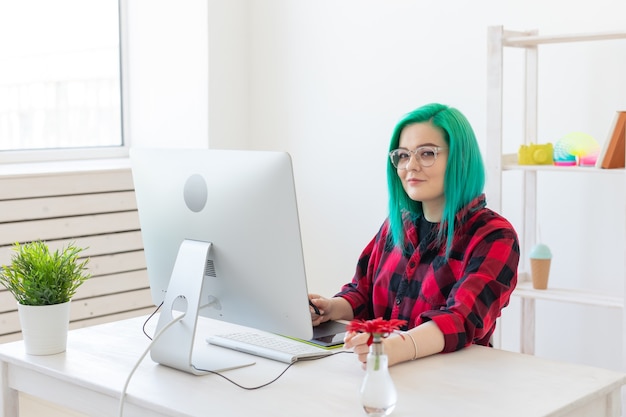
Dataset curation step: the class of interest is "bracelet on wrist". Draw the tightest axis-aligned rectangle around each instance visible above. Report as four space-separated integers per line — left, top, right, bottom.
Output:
404 331 418 360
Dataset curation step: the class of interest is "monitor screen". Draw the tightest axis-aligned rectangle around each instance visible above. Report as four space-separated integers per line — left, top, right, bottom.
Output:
130 148 315 372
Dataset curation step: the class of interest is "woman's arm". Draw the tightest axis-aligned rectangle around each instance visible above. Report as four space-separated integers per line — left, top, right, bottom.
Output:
344 320 445 367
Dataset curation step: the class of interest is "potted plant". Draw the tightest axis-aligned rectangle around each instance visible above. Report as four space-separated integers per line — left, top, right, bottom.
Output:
0 240 91 355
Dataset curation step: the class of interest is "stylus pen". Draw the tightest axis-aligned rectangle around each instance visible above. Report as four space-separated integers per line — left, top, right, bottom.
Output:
309 299 321 316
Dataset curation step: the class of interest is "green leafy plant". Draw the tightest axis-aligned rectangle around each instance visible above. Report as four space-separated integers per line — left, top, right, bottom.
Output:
0 241 91 306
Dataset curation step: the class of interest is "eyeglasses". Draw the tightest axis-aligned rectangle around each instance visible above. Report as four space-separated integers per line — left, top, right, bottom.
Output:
389 146 446 169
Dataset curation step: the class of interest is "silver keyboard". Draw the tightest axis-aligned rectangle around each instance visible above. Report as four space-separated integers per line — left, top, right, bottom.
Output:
207 332 334 364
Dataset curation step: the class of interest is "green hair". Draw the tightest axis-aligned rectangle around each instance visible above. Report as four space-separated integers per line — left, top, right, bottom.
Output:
386 103 485 257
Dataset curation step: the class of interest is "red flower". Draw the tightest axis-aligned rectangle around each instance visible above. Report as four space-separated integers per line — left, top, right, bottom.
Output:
347 318 407 346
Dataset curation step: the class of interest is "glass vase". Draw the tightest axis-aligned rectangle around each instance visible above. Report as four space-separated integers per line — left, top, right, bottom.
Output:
359 339 397 416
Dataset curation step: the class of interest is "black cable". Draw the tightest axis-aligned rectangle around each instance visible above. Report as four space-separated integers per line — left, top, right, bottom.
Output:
191 351 351 390
142 301 163 340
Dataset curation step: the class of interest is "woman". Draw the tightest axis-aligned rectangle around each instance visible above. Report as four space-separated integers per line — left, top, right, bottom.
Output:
309 103 519 367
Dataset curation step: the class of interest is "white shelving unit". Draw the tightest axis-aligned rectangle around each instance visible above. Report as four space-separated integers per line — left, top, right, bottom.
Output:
486 26 626 369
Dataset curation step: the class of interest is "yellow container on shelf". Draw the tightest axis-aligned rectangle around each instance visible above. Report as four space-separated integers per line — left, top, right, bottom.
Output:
517 143 554 165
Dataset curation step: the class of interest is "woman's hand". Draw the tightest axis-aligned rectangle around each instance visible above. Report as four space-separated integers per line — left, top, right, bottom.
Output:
308 294 354 326
308 294 331 326
343 331 371 368
343 331 417 369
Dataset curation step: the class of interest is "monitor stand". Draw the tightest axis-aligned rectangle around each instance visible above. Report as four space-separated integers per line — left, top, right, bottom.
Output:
150 239 255 375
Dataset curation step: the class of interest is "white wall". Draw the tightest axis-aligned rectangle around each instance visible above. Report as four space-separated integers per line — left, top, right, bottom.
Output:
127 0 625 374
126 0 209 148
206 0 249 149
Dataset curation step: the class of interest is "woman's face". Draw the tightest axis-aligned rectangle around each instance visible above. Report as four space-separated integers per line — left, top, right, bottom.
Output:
396 122 448 222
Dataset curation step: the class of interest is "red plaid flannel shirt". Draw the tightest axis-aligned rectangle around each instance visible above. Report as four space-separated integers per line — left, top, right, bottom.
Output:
336 194 519 352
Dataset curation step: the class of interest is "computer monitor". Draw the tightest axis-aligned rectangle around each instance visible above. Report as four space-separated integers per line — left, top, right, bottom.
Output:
130 148 315 374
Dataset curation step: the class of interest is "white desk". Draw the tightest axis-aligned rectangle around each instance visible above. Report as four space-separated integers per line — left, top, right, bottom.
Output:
1 316 625 417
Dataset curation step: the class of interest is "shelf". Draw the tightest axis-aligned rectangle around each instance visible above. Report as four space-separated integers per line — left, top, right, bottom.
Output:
513 280 624 310
488 26 626 360
501 154 625 174
503 30 626 47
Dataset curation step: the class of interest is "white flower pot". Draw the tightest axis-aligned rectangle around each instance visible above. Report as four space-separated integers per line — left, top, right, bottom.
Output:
17 301 71 355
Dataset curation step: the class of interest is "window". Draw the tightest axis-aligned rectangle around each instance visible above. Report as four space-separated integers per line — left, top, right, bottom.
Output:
0 0 124 160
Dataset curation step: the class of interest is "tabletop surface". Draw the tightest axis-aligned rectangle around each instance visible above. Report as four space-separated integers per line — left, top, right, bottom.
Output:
1 315 625 417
